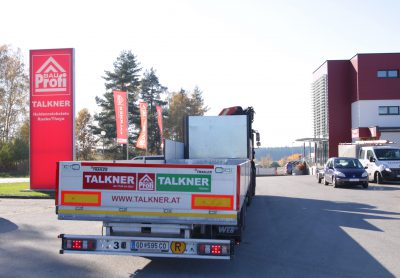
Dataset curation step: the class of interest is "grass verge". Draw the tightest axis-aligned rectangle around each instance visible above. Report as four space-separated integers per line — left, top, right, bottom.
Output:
0 182 54 198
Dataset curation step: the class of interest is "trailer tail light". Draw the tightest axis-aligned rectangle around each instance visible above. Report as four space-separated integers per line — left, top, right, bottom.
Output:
62 238 96 251
197 243 230 256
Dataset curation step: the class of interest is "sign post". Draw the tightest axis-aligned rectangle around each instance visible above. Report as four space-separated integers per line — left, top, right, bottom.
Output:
30 48 74 190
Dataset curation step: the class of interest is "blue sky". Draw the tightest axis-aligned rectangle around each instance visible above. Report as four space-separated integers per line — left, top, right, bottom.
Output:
2 0 400 147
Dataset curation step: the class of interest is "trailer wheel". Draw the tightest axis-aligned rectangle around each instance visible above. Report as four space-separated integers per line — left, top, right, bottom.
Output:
246 192 252 207
236 203 247 244
251 165 256 197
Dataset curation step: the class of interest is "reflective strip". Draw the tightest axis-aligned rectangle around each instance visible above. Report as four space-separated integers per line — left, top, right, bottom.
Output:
191 195 234 210
61 191 101 206
58 209 236 219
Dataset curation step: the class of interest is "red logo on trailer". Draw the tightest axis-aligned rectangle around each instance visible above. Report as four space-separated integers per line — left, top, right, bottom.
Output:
30 49 74 190
138 173 155 191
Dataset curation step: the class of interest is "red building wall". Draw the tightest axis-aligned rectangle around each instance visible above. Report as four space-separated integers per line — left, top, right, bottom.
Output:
327 61 352 157
356 53 400 101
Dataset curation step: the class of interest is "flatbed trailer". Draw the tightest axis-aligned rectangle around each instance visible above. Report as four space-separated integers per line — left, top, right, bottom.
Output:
56 107 259 260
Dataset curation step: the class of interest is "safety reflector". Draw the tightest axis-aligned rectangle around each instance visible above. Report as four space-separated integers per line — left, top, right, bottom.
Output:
63 239 96 251
197 243 230 256
61 191 101 206
192 195 234 210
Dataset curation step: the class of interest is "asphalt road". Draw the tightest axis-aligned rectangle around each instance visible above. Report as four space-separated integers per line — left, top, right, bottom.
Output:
1 175 400 278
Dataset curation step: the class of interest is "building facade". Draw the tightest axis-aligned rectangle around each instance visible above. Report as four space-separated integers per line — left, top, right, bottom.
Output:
312 53 400 165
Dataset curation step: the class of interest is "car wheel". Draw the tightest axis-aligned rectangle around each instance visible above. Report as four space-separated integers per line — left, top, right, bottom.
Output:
323 177 329 185
332 177 339 188
362 182 369 189
376 172 384 184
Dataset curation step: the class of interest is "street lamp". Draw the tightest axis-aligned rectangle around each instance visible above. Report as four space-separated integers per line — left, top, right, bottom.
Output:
101 131 106 155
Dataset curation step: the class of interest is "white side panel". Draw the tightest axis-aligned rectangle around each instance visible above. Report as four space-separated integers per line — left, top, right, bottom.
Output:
188 116 248 159
164 139 184 160
352 100 400 128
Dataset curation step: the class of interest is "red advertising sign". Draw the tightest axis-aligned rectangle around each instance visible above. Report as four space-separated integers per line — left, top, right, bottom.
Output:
136 102 148 149
83 172 136 190
30 49 74 190
156 105 164 142
113 91 128 144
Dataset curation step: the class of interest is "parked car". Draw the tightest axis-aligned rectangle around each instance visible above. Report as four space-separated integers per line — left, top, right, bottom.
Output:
318 157 368 188
284 161 300 175
131 155 164 162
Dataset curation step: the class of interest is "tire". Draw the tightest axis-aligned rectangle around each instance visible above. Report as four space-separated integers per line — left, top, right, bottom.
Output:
332 177 339 188
236 204 247 244
323 177 329 185
317 175 322 183
376 172 384 184
246 192 252 207
362 182 369 189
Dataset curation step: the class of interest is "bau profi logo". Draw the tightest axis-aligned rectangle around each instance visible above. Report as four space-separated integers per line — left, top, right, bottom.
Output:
156 173 211 192
34 56 68 95
138 173 155 191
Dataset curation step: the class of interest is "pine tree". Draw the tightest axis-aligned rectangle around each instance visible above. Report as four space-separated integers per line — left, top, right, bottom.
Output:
138 68 167 154
93 50 142 159
164 87 208 141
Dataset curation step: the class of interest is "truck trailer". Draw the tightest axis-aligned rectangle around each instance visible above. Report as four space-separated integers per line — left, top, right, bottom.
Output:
56 107 259 260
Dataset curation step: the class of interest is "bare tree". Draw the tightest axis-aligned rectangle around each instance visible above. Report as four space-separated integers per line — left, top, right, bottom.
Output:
0 45 29 143
75 108 97 160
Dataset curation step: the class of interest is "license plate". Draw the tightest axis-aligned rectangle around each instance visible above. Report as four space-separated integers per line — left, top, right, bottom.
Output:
349 178 359 182
131 240 169 252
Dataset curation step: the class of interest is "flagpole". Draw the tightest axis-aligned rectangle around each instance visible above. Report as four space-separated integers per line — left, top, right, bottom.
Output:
145 110 148 156
126 91 129 160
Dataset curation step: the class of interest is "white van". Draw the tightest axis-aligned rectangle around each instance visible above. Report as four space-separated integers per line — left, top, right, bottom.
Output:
131 155 165 163
358 146 400 183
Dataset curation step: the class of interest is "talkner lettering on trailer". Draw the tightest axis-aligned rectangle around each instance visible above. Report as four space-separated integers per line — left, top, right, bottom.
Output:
84 174 135 184
157 176 209 186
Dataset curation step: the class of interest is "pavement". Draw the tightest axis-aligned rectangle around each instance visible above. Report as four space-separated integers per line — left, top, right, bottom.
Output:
0 178 30 183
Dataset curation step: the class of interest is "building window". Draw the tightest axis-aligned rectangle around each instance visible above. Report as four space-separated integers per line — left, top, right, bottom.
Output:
379 106 400 115
377 70 399 78
377 70 387 78
388 70 399 78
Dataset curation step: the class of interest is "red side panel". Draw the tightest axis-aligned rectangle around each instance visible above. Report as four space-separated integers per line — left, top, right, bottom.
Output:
236 165 241 211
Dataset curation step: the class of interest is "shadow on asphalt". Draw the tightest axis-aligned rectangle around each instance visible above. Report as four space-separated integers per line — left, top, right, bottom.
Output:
131 195 399 278
0 217 18 233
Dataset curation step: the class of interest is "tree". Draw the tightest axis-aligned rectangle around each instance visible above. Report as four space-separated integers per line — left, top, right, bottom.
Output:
189 86 209 115
270 161 280 168
0 122 29 174
258 156 273 167
138 68 167 154
164 88 208 141
93 50 142 159
278 153 302 166
0 45 29 143
76 109 97 160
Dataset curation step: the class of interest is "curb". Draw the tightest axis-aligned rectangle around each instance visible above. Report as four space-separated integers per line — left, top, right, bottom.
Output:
0 195 55 199
0 195 55 200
